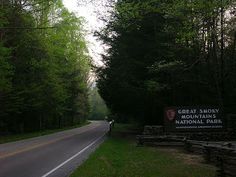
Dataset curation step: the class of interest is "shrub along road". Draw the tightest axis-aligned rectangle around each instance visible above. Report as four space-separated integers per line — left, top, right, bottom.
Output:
0 121 109 177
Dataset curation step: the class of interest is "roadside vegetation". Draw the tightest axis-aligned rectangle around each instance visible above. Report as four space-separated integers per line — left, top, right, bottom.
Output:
0 121 90 144
70 124 216 177
0 0 90 134
88 87 109 120
97 0 236 125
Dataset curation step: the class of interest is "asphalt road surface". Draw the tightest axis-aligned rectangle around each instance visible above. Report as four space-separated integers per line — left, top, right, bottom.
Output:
0 121 109 177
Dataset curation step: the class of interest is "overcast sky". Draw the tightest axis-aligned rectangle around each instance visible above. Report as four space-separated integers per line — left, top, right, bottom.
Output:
62 0 107 66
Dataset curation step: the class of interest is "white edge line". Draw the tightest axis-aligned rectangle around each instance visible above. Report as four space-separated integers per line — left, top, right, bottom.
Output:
41 134 106 177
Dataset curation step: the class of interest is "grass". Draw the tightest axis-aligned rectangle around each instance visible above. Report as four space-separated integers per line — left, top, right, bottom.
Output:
70 123 216 177
0 121 90 144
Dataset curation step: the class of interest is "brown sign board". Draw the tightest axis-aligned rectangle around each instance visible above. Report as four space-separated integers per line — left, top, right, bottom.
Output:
164 106 224 132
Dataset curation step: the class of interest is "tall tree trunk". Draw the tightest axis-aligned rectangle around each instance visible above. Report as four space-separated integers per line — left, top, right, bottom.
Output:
232 31 236 61
212 16 223 107
220 1 225 108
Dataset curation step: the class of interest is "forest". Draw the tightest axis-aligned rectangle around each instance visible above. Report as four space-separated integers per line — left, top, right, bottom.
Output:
97 0 236 125
0 0 236 133
88 87 108 120
0 0 90 133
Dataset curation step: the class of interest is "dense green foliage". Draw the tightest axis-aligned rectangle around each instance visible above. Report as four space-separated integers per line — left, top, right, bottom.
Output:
97 0 236 124
88 87 108 120
0 0 90 133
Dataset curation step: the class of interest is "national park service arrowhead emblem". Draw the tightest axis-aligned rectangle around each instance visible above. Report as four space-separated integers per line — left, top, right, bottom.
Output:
166 108 176 121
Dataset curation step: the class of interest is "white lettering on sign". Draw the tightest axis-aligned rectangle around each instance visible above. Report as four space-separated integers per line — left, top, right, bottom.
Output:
178 109 197 114
181 114 217 119
206 119 222 124
165 106 223 130
176 119 204 125
199 109 219 114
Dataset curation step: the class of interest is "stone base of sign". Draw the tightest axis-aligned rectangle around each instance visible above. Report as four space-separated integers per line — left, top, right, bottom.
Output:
143 125 164 135
136 134 185 146
137 125 235 145
179 132 233 141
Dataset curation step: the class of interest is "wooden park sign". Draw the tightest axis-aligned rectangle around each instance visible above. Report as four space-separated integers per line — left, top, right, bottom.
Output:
164 107 224 131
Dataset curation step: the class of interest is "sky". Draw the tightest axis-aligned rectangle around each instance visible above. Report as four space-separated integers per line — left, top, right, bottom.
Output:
62 0 107 66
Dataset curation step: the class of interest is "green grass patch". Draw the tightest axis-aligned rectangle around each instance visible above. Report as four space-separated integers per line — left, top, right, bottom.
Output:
71 124 216 177
0 121 90 144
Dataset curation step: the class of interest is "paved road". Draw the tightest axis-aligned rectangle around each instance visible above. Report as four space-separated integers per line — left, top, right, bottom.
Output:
0 121 109 177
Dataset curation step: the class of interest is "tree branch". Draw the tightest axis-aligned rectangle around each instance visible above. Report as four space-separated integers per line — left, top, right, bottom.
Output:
0 26 57 30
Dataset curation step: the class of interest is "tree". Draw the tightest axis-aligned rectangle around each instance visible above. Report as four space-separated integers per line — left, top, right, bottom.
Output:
97 0 236 125
88 87 109 120
0 0 91 133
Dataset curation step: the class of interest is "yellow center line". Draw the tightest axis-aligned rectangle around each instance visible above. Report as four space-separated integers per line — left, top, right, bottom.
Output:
0 124 98 160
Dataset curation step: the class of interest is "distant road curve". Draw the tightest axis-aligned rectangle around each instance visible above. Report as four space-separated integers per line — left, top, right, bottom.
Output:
0 121 109 177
